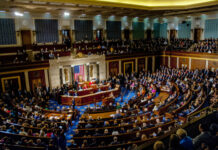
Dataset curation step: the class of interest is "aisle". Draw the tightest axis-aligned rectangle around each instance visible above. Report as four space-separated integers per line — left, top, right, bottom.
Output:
48 90 136 146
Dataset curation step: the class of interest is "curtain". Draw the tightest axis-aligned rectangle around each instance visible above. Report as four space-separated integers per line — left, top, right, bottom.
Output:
178 21 191 39
132 22 144 40
74 20 93 41
153 23 160 38
0 18 16 45
106 21 121 40
35 19 58 43
160 23 168 38
205 19 218 39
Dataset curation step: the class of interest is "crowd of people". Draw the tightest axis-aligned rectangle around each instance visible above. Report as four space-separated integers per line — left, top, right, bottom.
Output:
0 86 78 149
153 122 217 150
66 66 217 148
0 66 217 149
193 39 218 53
169 39 194 51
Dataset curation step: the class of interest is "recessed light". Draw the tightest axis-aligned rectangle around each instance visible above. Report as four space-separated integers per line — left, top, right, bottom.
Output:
64 12 70 16
14 11 23 16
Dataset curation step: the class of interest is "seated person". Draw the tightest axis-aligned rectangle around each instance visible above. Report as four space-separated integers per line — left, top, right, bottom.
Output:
97 87 101 92
73 91 78 97
78 86 83 91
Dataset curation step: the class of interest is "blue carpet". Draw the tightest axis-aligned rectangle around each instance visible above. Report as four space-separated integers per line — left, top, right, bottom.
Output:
48 90 136 146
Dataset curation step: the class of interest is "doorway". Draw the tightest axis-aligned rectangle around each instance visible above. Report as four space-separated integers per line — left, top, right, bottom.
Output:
170 29 177 40
62 30 71 47
96 29 103 41
21 30 31 49
146 29 152 40
124 29 130 40
194 29 202 42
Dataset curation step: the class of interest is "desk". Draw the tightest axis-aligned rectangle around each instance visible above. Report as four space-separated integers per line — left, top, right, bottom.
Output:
62 88 120 106
69 85 109 96
45 113 72 120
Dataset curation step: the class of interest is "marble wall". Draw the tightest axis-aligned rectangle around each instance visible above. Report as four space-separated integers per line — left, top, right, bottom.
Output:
49 55 106 88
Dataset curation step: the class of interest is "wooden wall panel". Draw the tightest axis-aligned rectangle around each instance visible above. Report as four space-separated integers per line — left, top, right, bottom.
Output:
147 57 152 72
0 72 25 93
208 60 218 70
109 61 119 76
191 59 206 70
170 57 177 68
121 59 135 74
28 70 46 90
138 58 145 72
179 57 189 68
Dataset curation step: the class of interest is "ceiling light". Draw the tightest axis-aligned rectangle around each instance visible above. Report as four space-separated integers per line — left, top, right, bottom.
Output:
64 12 70 16
14 11 23 16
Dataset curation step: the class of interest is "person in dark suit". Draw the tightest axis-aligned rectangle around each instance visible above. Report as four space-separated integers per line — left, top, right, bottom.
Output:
72 98 75 110
193 123 213 149
73 92 78 97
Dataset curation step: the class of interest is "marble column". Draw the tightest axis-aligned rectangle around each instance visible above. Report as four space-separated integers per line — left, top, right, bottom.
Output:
206 60 208 69
44 69 49 88
145 57 148 71
60 68 63 85
119 60 122 74
96 63 100 82
71 66 74 84
106 61 109 79
189 58 192 69
24 71 30 91
135 58 138 72
86 64 90 81
152 56 155 73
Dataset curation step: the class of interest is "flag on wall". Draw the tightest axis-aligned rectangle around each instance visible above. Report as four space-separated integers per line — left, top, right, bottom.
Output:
74 65 84 81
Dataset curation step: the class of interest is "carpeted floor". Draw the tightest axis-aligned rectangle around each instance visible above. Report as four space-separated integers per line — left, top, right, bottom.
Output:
48 90 136 146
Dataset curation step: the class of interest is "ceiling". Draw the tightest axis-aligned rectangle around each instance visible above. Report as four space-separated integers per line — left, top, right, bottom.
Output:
0 0 218 18
33 0 218 10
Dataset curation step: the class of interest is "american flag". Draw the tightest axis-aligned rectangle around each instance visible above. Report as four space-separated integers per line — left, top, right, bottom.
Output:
74 65 84 81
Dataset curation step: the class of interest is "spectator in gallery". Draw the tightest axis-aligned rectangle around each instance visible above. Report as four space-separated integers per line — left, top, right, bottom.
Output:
113 110 122 119
176 128 194 150
193 123 213 149
110 136 120 145
49 51 55 59
168 134 184 150
153 141 166 150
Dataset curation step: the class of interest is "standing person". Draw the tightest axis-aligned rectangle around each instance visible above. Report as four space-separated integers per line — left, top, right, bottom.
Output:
58 130 66 150
72 98 75 110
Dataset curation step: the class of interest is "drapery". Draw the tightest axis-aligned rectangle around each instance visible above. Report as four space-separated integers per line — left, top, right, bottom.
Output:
74 20 93 41
205 19 218 39
132 22 144 40
106 21 121 40
178 21 191 39
153 23 167 38
0 18 16 45
35 19 58 43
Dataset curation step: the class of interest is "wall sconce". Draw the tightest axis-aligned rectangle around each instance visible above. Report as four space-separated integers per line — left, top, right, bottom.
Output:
16 31 20 36
32 31 36 36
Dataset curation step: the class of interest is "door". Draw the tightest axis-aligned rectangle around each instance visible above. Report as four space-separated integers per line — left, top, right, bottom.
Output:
96 29 103 41
170 29 177 40
32 78 42 90
148 57 152 72
146 29 152 40
194 29 202 42
21 30 31 49
124 29 130 40
62 30 71 47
